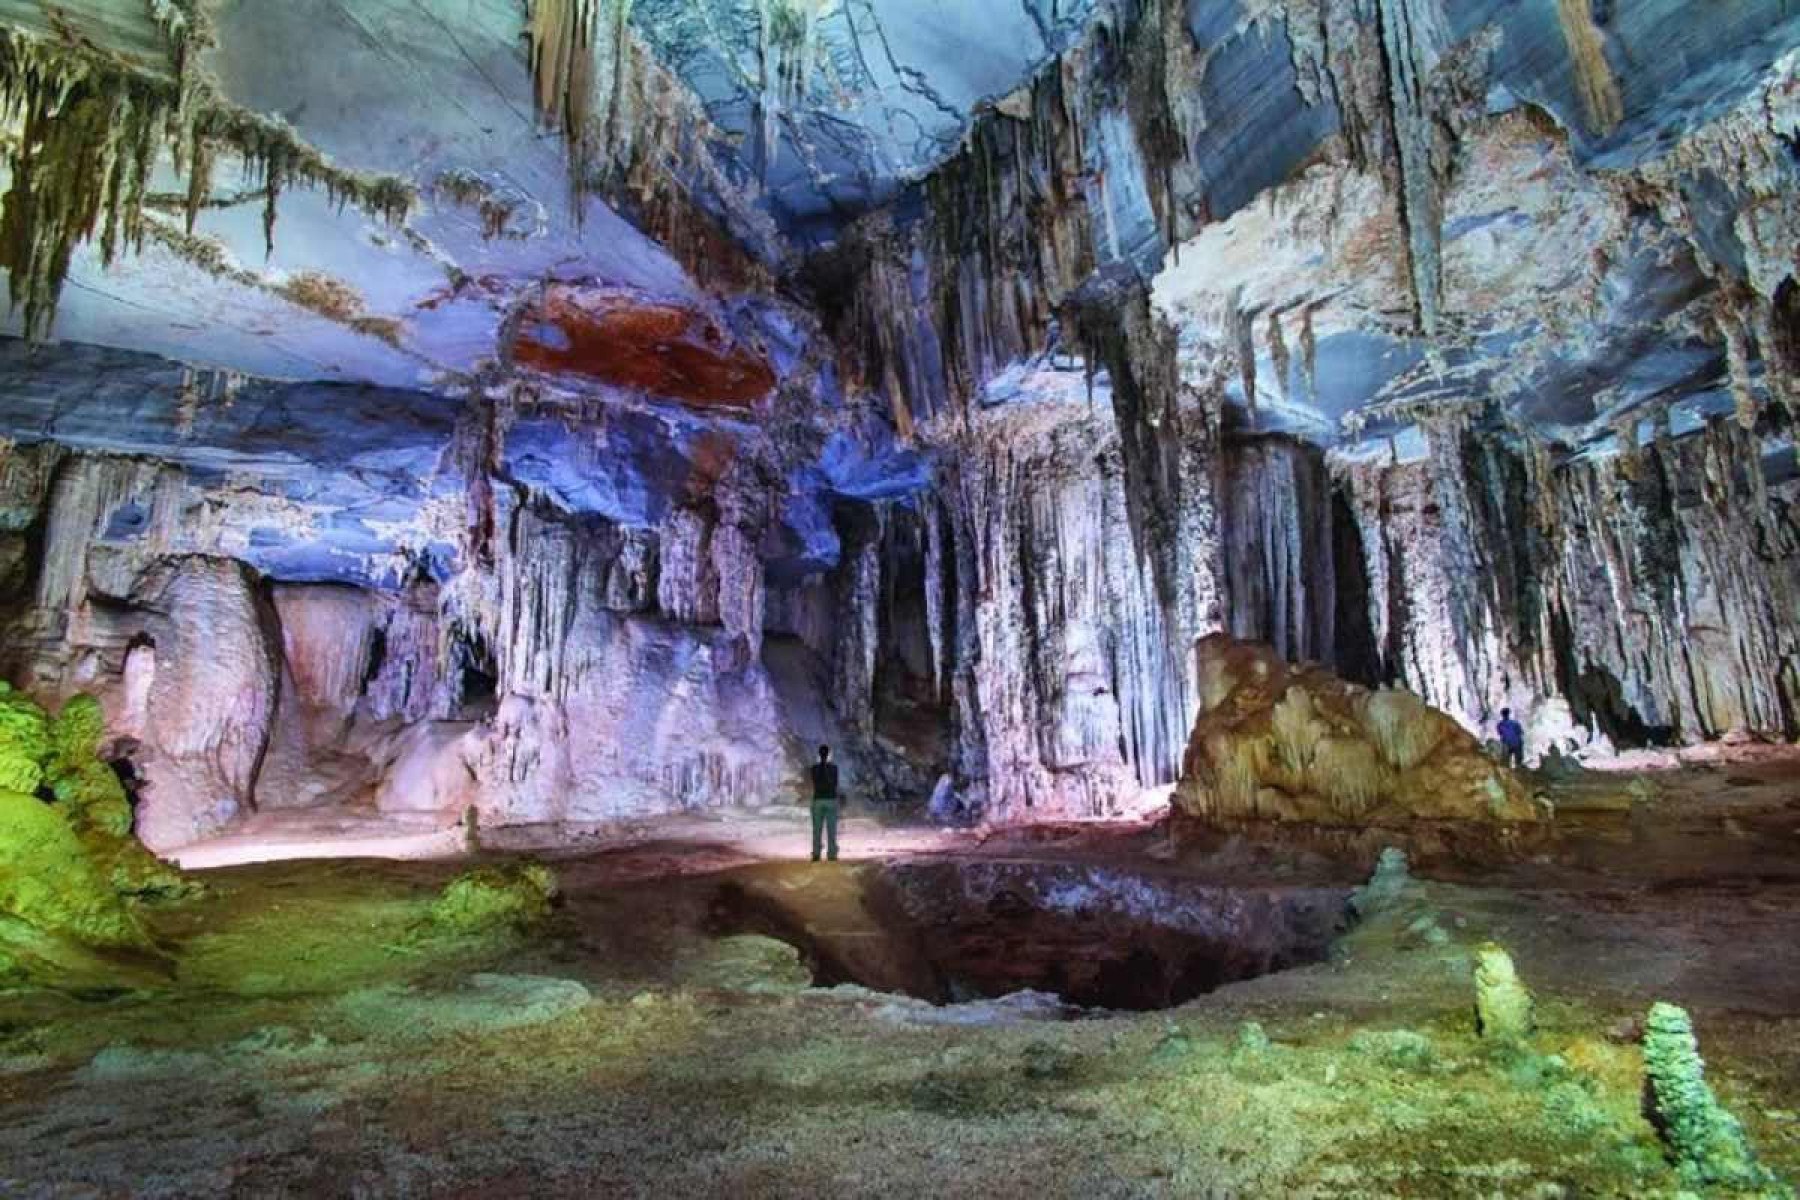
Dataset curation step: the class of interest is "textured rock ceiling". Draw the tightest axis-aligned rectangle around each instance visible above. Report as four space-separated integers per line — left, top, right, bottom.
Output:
0 0 714 388
0 0 1795 455
631 0 1098 233
0 0 1100 392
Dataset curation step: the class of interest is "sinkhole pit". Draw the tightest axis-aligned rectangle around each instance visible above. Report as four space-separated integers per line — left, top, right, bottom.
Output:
712 860 1349 1012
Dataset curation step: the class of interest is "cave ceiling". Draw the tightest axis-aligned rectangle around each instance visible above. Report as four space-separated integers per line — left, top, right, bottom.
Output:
0 0 1794 458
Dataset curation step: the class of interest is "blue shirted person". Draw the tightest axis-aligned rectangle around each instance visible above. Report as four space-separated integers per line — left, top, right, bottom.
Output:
1496 708 1526 769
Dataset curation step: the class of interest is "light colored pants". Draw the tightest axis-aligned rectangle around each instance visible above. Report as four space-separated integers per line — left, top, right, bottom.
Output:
810 800 839 861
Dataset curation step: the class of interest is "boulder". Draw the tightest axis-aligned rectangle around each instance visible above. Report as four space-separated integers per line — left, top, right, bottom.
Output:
1175 636 1541 829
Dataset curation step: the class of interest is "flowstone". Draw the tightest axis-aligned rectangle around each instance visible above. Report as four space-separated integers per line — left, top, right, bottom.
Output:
1177 637 1541 829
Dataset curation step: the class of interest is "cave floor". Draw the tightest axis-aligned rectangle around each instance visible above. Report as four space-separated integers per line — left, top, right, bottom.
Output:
5 761 1800 1198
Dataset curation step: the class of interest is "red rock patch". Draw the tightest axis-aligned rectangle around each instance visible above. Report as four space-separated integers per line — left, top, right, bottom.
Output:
512 286 775 409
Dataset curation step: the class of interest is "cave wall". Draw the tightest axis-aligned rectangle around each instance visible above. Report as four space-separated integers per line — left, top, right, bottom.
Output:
1336 418 1800 746
1 0 1798 846
904 388 1800 827
2 345 1796 843
0 338 936 848
809 0 1800 803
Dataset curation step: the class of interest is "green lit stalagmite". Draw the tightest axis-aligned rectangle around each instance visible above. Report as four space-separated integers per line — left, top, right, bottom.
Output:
1642 1002 1791 1195
1472 943 1534 1043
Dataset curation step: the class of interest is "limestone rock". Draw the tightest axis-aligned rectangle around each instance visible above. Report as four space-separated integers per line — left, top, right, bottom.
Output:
1472 943 1533 1043
127 558 282 852
1175 636 1539 828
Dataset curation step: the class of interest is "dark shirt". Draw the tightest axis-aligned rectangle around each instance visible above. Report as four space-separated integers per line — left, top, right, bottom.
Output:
1496 718 1524 749
810 761 839 800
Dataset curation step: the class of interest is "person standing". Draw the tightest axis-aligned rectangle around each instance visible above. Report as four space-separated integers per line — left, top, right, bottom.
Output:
809 745 841 862
1496 707 1526 769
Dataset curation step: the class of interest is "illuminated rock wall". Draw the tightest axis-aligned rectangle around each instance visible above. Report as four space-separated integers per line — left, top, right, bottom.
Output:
0 0 1798 847
1335 419 1800 744
0 341 914 847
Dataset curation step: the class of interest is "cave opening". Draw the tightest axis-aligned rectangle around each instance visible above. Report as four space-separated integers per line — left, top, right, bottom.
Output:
459 663 498 710
449 627 499 717
872 506 951 770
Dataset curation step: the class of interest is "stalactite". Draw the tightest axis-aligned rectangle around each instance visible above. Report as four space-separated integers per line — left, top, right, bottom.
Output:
1332 419 1800 745
831 503 882 735
1221 436 1337 665
1215 286 1257 415
0 24 415 340
1553 0 1624 135
656 507 721 628
1297 302 1320 404
1374 0 1448 338
748 0 827 183
1266 310 1292 402
1282 0 1496 338
921 496 949 702
816 0 1206 425
1717 298 1763 432
523 0 781 282
1067 277 1210 641
930 402 1190 820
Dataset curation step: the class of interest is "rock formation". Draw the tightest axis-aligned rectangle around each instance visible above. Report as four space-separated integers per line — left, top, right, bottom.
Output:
1472 943 1534 1043
0 685 185 982
1642 1002 1789 1194
0 1 1793 845
1174 635 1539 830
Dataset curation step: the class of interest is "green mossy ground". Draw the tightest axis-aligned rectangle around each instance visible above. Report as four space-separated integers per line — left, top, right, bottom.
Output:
428 861 560 932
0 838 1795 1197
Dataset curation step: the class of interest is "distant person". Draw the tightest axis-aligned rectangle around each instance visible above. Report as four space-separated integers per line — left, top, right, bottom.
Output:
809 745 840 863
1496 707 1526 769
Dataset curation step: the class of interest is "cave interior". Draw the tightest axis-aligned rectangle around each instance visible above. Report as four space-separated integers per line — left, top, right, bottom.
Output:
1 1 1799 1196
